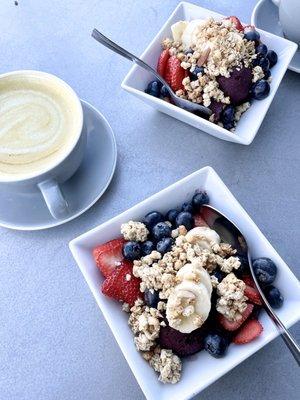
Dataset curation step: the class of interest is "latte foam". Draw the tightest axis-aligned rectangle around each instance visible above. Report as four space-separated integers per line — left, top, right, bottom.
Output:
0 72 82 180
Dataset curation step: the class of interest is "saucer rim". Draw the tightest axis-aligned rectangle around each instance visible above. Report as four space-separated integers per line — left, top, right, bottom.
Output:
0 99 117 231
251 0 300 73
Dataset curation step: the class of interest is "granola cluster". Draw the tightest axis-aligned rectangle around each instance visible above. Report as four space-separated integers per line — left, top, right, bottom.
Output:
216 273 248 321
128 299 163 351
143 347 182 384
121 220 149 242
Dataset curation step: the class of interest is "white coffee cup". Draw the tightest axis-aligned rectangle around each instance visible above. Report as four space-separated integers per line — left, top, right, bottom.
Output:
272 0 300 44
0 70 86 220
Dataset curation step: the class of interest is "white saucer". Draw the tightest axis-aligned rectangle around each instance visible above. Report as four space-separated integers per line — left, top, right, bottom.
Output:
252 0 300 73
0 100 117 231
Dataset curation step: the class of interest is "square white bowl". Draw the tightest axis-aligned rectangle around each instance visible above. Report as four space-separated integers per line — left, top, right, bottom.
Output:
69 166 300 400
121 2 297 145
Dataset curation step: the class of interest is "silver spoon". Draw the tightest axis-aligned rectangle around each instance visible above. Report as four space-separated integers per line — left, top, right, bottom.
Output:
201 204 300 365
91 28 212 118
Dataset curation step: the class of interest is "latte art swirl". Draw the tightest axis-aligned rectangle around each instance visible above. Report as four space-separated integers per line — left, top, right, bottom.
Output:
0 90 64 164
0 73 82 180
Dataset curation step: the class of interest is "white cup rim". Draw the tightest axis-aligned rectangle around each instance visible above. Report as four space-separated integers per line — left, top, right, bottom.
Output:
0 70 84 183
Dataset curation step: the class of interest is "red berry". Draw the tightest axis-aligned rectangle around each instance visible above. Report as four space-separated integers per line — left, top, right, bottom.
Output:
101 260 141 306
218 303 254 331
233 319 263 344
93 238 125 278
226 16 244 32
157 49 170 78
164 56 187 92
194 214 209 227
243 275 255 288
244 284 262 305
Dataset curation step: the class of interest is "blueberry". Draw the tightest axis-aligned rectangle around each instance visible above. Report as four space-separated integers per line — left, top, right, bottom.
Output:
252 257 277 285
256 43 268 57
184 48 193 55
221 105 235 124
190 65 204 80
144 289 160 308
264 69 271 80
244 29 260 42
258 56 270 72
212 270 225 283
235 254 250 277
165 209 179 226
251 79 270 100
192 191 209 211
152 222 172 241
157 237 174 254
181 202 194 214
123 241 142 261
204 333 229 358
145 80 162 97
144 211 164 229
141 240 155 256
264 285 284 308
223 121 235 130
267 50 278 68
175 211 194 230
160 85 170 98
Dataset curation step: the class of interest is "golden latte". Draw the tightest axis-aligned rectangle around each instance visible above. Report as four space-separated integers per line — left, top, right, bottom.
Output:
0 72 82 180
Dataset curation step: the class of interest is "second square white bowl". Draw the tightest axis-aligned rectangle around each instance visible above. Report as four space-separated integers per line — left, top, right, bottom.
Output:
121 1 297 145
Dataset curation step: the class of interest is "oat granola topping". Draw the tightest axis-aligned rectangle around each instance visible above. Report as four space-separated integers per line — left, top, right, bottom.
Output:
121 220 149 242
143 347 182 384
128 299 162 351
216 273 248 321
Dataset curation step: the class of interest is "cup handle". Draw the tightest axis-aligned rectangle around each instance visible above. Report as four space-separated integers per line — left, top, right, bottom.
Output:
271 0 280 6
38 179 69 220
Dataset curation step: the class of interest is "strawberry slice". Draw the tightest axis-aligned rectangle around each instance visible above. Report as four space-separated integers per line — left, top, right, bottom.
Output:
93 238 125 278
233 319 263 344
244 284 262 305
226 16 244 32
165 55 187 92
243 275 255 288
101 260 141 306
157 49 170 78
218 303 254 331
194 213 209 227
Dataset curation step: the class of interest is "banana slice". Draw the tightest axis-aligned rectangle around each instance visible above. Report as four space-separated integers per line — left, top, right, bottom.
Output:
181 19 207 49
176 262 212 295
185 226 221 250
171 21 188 42
166 281 211 333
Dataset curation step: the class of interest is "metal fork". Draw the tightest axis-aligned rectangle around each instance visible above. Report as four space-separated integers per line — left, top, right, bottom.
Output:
91 28 212 118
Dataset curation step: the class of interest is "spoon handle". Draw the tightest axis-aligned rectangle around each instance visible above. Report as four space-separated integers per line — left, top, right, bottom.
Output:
91 29 172 91
248 255 300 365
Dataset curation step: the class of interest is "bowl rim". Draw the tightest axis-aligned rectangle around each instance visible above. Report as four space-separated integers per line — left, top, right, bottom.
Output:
121 1 298 145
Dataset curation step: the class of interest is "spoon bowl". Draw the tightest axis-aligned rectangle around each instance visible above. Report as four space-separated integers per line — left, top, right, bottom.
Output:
202 204 300 365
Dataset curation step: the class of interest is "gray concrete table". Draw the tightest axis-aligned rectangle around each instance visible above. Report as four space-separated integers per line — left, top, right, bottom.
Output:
0 1 299 399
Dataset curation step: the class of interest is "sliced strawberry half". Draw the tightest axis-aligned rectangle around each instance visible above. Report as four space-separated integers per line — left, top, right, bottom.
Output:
164 55 187 92
157 49 170 78
243 275 255 288
233 319 263 344
194 213 209 228
101 260 141 306
218 303 254 331
93 238 125 278
225 16 244 32
244 284 262 305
